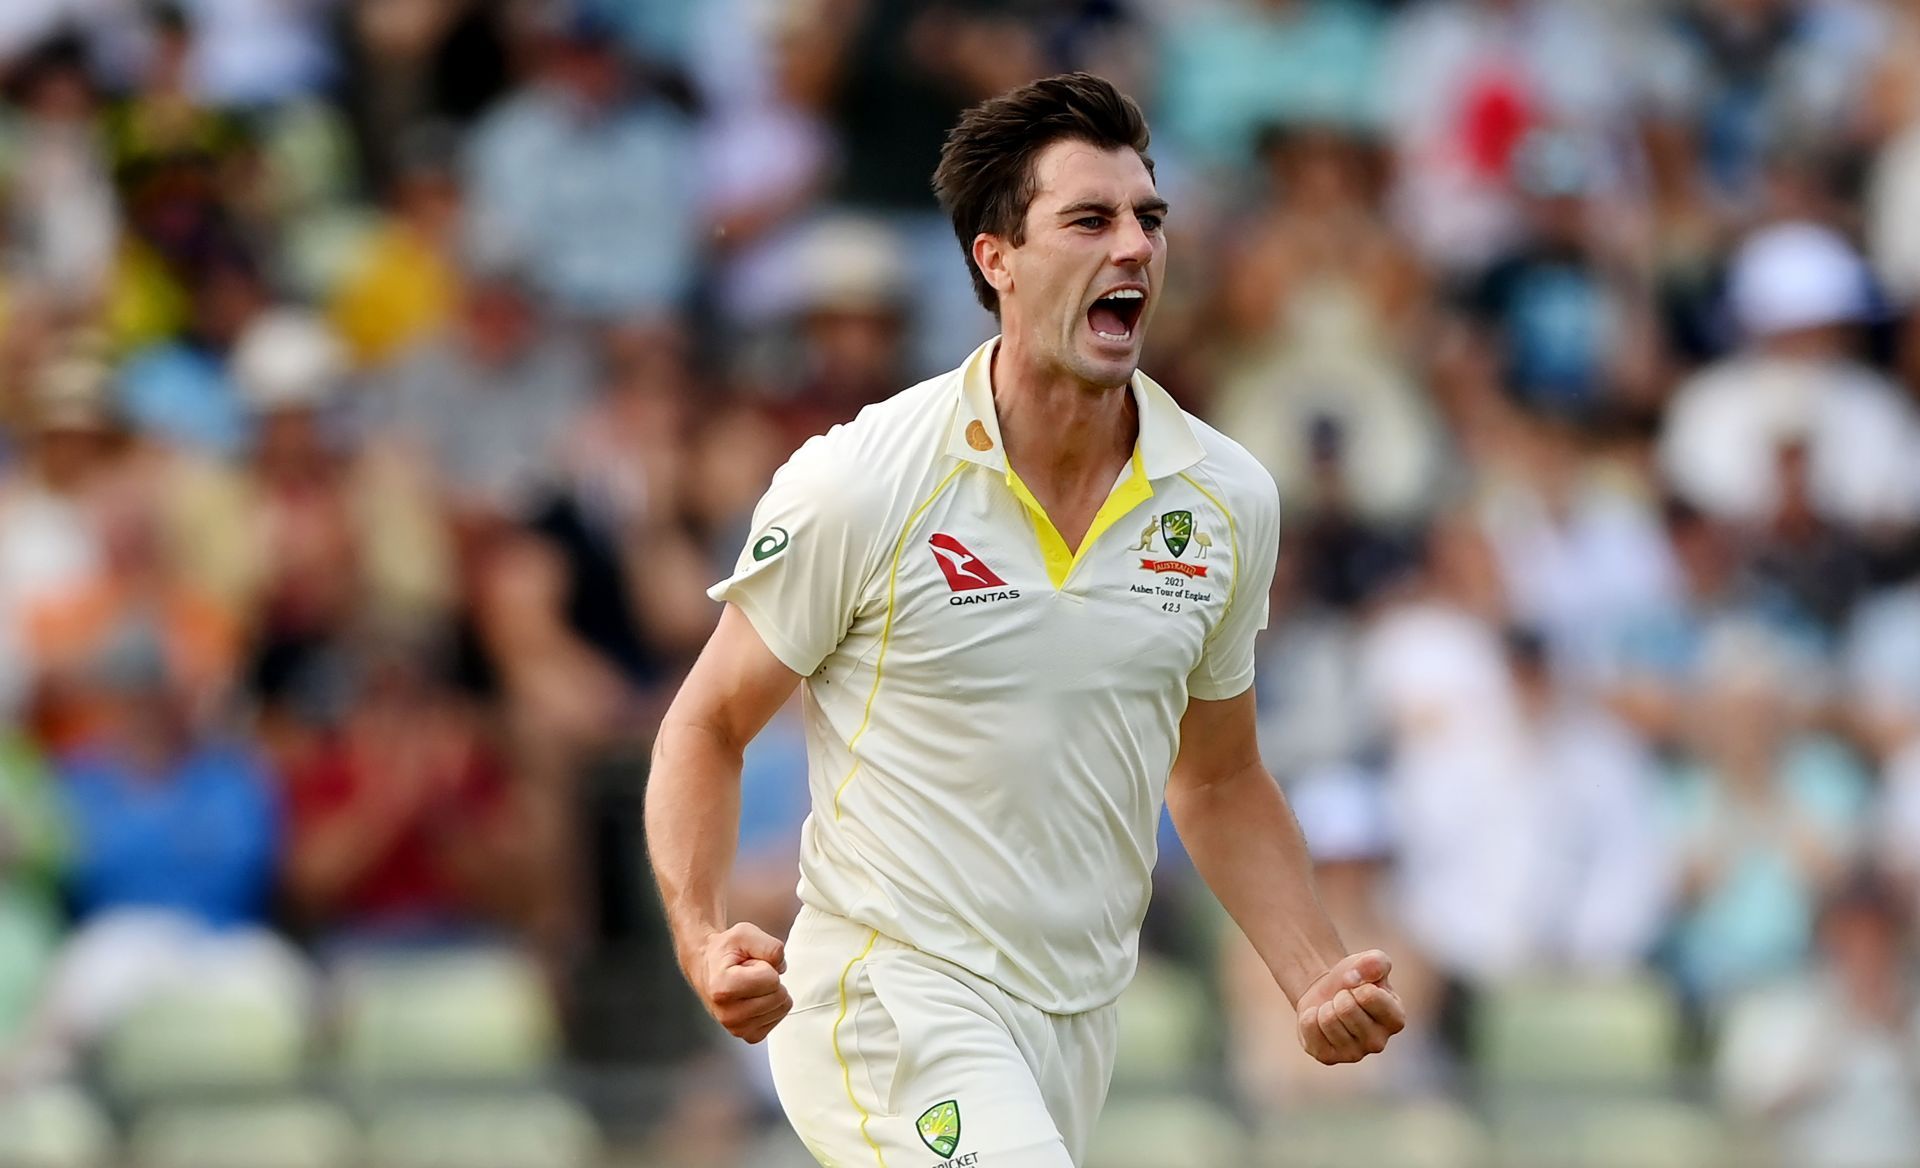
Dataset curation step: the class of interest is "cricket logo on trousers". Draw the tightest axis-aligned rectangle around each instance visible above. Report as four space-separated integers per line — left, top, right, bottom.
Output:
917 1100 962 1158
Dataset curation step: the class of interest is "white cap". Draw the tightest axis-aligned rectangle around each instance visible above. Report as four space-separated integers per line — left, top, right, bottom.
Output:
1729 221 1872 338
790 216 909 315
231 309 348 412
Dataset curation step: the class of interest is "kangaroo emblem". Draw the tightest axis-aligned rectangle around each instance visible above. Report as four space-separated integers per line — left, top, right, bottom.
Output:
1131 516 1157 552
1193 529 1213 558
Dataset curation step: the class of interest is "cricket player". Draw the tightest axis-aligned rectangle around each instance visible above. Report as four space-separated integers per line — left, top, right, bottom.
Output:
646 73 1405 1167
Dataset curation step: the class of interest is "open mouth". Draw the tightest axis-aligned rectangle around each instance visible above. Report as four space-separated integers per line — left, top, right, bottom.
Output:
1087 288 1146 343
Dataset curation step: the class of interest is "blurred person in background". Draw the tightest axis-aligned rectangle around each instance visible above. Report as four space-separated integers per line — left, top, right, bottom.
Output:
1640 0 1880 208
1207 123 1444 531
324 123 464 369
0 352 116 723
1153 0 1387 177
7 618 298 1085
805 0 1038 374
1662 622 1871 1009
23 452 239 757
168 0 336 107
755 216 914 449
1378 0 1635 275
374 245 592 532
1 31 119 314
1476 418 1684 687
464 6 699 321
1461 129 1663 426
1220 762 1443 1106
113 240 267 458
227 308 452 661
692 0 838 336
1717 868 1920 1168
1660 221 1920 537
279 634 546 950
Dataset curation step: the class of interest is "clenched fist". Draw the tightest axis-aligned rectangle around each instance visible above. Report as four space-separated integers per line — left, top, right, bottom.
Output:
691 922 793 1043
1295 949 1407 1065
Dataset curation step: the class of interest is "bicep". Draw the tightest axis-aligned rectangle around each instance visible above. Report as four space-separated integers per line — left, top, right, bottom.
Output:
662 604 806 756
1169 688 1266 797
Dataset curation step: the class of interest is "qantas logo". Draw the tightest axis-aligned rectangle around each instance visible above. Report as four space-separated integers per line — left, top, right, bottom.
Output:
928 534 1019 606
929 534 1006 590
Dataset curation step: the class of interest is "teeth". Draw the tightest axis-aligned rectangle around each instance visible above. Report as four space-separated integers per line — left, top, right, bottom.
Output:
1094 329 1129 341
1105 289 1144 300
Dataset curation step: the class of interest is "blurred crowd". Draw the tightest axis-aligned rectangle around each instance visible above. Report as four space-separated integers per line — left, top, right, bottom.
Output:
7 0 1920 1163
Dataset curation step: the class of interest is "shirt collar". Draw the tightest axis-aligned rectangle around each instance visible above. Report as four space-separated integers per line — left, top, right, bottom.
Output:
944 336 1206 480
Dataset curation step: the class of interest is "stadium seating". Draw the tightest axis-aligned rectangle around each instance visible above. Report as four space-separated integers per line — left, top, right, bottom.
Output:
0 1083 115 1168
363 1092 601 1168
334 947 558 1087
101 977 311 1099
1111 957 1214 1088
1257 1100 1490 1168
127 1097 358 1168
1474 976 1683 1089
1085 1093 1248 1168
1489 1098 1732 1168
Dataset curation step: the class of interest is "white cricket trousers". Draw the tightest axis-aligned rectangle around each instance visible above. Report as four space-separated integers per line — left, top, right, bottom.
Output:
767 907 1119 1168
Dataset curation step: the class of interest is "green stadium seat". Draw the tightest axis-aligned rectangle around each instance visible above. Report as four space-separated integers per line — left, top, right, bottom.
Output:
364 1092 601 1168
102 977 311 1098
1258 1100 1490 1168
0 1083 116 1168
1112 957 1213 1088
1085 1093 1247 1168
1490 1099 1731 1168
1474 976 1682 1089
128 1098 358 1168
335 948 558 1087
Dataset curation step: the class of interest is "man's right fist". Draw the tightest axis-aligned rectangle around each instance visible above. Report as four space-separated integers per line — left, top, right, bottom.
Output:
693 922 793 1043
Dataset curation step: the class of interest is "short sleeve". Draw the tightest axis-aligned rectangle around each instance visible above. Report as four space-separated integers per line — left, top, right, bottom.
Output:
708 436 883 677
1188 470 1280 702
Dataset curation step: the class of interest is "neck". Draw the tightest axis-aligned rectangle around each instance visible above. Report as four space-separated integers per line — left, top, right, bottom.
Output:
990 333 1137 486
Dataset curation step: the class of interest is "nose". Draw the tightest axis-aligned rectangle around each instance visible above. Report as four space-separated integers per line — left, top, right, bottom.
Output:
1111 212 1153 267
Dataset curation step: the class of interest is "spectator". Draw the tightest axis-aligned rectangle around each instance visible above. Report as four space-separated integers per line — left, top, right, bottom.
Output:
1219 763 1442 1105
0 32 118 310
281 637 540 947
464 8 700 320
374 251 594 529
1717 868 1920 1168
0 352 115 722
1380 0 1634 273
1660 221 1920 533
1207 123 1444 528
1155 0 1387 173
1663 623 1871 1006
2 618 300 1087
227 308 453 652
325 126 464 368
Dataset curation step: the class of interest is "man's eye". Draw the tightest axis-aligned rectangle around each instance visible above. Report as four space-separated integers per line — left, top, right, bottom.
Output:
1075 217 1105 229
1140 215 1164 233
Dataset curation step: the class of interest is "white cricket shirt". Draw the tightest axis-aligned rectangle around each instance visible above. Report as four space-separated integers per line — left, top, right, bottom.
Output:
710 337 1281 1012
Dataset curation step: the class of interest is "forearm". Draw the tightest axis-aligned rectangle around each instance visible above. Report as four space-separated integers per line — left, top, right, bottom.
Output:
644 715 748 978
1166 763 1346 1004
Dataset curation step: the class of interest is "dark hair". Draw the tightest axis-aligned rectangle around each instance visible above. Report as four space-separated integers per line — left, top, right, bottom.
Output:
933 72 1153 316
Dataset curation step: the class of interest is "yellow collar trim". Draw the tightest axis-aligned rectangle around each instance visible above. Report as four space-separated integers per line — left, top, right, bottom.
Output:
1004 446 1154 589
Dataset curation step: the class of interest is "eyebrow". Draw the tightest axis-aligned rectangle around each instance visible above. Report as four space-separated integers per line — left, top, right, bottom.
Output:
1055 197 1171 220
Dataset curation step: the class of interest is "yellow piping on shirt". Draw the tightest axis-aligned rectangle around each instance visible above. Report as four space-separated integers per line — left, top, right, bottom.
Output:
1178 470 1241 641
831 928 887 1167
833 462 967 818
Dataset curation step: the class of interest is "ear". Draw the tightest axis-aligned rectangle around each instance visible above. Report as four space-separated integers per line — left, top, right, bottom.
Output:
972 232 1014 302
